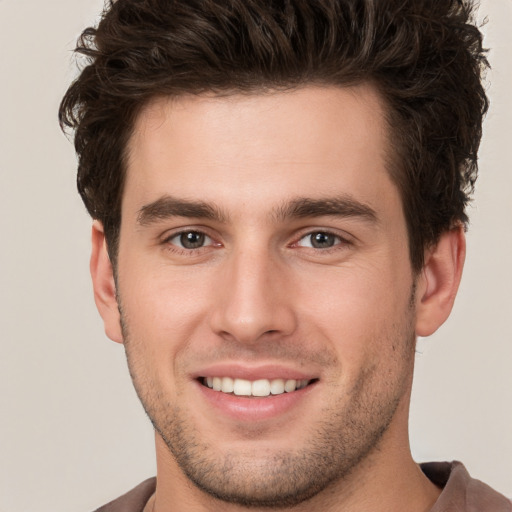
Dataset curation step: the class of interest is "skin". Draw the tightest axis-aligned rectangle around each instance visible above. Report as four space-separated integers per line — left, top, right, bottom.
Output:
91 85 465 511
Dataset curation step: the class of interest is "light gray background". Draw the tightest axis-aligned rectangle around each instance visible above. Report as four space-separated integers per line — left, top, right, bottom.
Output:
0 1 510 510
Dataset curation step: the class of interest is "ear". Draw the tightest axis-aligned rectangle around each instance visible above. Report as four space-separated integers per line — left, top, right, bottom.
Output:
90 221 124 344
415 226 466 337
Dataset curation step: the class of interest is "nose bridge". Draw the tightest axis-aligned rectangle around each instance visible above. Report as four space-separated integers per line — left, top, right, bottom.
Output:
211 242 295 343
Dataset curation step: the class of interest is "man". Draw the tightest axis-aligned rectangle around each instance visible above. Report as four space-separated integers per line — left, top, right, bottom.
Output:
59 0 510 510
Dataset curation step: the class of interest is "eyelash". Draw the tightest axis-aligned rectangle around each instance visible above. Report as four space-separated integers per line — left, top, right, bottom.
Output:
162 229 218 256
293 231 350 251
161 228 352 255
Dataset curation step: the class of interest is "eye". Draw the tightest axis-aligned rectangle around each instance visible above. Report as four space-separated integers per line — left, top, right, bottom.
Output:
168 231 213 250
296 231 343 249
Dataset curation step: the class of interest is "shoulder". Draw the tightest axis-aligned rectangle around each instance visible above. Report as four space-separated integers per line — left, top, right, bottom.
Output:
421 461 511 512
93 477 156 512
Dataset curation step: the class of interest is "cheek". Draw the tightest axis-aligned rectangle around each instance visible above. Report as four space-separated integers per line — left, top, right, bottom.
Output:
118 262 215 360
293 261 413 363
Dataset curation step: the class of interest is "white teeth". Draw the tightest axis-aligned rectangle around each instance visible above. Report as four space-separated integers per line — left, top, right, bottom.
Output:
212 377 222 391
284 379 297 392
221 377 234 393
252 379 271 397
297 379 308 389
233 378 252 396
204 377 311 396
269 379 285 395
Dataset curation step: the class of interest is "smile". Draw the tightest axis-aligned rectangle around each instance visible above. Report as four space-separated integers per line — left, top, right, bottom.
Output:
202 377 314 396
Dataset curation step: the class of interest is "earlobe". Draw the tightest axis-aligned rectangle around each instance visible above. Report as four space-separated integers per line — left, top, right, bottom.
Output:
90 221 124 344
415 226 466 337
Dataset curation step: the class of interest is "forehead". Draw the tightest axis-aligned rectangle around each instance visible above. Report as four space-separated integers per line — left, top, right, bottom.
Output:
124 85 397 219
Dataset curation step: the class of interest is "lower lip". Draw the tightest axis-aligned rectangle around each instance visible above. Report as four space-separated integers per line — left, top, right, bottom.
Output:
195 380 317 422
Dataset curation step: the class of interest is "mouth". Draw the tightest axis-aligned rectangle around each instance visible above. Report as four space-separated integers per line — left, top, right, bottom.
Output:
200 376 318 397
195 369 320 421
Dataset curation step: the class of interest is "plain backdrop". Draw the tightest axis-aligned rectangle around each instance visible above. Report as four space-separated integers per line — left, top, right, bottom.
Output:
0 1 510 510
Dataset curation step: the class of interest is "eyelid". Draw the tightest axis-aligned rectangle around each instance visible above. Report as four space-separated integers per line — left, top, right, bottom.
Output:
160 226 222 251
291 228 354 247
168 231 213 248
158 225 354 253
296 233 341 248
161 225 213 240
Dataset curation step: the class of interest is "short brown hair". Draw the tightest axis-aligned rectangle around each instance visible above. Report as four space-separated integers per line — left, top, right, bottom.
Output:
59 0 489 271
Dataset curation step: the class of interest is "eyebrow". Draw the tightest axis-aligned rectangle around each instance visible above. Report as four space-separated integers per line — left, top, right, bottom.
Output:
137 196 229 226
137 194 378 226
273 196 378 223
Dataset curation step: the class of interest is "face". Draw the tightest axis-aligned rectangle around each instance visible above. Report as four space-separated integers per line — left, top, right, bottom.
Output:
107 86 420 507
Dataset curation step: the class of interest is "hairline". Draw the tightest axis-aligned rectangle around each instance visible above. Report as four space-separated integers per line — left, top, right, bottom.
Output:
108 82 420 272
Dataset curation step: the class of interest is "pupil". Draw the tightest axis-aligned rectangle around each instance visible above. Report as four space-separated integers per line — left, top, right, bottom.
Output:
311 232 334 248
181 231 205 249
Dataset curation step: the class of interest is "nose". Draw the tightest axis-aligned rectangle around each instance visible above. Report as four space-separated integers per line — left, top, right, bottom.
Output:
209 246 297 345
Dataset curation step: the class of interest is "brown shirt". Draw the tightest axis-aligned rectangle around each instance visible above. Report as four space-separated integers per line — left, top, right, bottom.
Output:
94 461 511 512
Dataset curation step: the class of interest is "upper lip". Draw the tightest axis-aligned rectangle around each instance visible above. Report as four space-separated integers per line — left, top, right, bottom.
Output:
191 363 318 381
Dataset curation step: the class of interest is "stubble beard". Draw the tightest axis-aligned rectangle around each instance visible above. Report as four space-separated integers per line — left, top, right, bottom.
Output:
120 303 416 509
